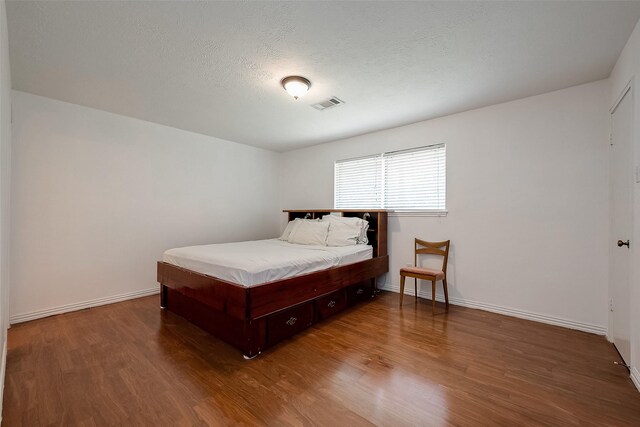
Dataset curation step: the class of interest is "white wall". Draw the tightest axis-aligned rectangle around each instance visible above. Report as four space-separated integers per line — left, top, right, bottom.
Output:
10 91 281 322
610 18 640 389
0 0 10 418
281 80 610 333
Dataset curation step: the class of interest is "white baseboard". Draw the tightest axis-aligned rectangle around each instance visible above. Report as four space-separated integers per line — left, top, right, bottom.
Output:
9 287 160 324
382 283 607 336
0 330 7 424
631 367 640 393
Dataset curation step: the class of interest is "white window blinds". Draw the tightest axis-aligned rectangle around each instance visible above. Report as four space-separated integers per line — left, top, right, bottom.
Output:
384 144 446 211
334 144 446 212
334 155 382 209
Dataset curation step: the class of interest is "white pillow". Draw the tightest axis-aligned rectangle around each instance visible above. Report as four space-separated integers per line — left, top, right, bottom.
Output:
285 218 308 240
326 221 360 246
288 220 330 246
278 219 299 241
322 215 369 244
360 221 370 244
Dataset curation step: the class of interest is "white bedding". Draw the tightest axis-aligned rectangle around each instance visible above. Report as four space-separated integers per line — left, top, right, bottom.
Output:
162 239 373 287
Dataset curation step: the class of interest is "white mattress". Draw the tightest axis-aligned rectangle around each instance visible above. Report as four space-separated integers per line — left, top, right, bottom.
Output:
162 239 373 287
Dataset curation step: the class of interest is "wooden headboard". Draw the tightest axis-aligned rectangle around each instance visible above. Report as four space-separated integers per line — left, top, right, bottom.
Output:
283 209 388 258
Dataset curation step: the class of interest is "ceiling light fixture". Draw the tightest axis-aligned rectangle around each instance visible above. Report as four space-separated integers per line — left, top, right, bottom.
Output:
281 76 311 100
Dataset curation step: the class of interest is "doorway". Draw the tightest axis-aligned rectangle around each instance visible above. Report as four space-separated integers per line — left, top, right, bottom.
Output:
610 83 633 366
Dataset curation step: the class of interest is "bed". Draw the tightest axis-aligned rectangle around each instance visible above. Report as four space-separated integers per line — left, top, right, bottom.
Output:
157 209 388 358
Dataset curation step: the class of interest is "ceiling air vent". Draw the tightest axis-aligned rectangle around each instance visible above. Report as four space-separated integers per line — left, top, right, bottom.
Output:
311 97 345 111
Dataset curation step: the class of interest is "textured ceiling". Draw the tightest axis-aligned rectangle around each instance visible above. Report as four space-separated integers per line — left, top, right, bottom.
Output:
7 1 640 152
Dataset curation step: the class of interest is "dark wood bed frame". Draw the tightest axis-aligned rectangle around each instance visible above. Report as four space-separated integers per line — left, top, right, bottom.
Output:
157 209 388 358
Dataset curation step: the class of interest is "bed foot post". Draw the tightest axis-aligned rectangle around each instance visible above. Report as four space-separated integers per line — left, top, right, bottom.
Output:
372 277 379 296
160 284 168 309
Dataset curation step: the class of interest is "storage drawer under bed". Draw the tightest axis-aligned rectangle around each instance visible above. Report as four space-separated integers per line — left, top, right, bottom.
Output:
347 281 374 306
267 301 314 346
315 289 347 322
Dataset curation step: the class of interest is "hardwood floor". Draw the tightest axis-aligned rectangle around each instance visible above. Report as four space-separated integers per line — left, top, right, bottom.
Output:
3 291 640 426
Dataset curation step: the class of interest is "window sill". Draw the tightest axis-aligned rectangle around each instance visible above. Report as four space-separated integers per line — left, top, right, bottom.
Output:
388 211 448 217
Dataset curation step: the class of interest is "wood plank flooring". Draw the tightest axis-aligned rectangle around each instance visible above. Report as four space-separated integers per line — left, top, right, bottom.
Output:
3 291 640 426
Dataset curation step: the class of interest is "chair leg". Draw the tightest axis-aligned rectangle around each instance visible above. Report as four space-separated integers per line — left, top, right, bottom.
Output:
400 274 405 306
431 280 436 314
414 278 418 301
443 278 449 308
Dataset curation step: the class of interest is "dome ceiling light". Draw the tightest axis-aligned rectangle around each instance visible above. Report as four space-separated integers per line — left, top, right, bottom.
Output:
281 76 311 100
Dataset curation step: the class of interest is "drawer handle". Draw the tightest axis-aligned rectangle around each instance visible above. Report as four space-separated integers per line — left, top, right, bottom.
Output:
327 300 336 308
356 289 364 295
285 317 297 326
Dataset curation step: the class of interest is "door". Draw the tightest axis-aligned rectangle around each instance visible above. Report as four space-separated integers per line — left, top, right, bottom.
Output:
610 85 633 366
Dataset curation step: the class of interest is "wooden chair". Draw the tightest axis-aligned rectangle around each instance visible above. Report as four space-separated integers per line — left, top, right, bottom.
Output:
399 239 450 313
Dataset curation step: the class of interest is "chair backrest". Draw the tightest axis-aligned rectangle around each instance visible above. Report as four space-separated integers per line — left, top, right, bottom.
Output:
414 238 450 273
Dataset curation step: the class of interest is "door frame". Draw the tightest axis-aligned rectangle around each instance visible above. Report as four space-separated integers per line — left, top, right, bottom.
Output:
610 79 633 116
608 78 634 353
607 76 640 368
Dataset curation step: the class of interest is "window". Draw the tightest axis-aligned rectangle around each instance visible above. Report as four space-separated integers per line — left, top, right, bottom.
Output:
334 144 446 212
